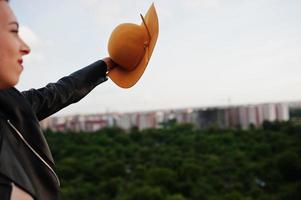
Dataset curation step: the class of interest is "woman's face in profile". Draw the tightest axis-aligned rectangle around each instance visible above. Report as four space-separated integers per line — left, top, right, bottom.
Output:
0 1 30 89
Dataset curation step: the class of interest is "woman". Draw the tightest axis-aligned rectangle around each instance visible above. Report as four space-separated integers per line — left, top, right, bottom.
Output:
0 0 117 199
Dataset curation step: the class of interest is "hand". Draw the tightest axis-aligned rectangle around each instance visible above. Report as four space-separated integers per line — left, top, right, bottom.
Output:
102 57 118 72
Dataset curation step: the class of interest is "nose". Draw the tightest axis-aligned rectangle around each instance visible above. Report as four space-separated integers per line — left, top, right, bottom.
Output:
20 38 31 55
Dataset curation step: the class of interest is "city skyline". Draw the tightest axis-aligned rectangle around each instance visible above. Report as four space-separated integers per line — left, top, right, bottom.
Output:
41 101 290 132
10 0 301 116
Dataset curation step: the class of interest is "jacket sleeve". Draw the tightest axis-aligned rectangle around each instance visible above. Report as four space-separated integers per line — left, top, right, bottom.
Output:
21 60 108 121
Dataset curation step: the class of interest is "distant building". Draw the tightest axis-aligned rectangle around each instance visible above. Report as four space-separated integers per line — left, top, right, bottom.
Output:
40 102 291 132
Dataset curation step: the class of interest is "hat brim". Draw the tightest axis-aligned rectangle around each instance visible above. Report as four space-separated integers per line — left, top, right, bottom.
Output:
107 3 159 89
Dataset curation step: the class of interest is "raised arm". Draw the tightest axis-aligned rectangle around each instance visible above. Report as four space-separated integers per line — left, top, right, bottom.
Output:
21 60 108 121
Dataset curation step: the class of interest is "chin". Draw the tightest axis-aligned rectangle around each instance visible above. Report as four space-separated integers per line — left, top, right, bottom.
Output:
0 73 18 88
7 78 19 88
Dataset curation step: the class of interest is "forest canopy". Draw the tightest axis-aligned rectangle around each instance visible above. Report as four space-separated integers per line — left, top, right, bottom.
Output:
46 121 301 200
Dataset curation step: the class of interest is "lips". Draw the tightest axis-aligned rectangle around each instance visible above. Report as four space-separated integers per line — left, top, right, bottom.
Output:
18 59 23 65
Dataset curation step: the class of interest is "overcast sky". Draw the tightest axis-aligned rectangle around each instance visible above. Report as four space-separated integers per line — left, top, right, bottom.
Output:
10 0 301 116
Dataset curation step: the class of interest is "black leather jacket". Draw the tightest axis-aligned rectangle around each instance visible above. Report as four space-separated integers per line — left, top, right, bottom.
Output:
0 60 108 200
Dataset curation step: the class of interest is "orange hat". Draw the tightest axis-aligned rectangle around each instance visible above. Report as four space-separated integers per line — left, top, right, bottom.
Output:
107 3 159 88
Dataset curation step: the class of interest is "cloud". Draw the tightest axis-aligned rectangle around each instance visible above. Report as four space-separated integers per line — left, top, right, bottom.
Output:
183 0 220 9
19 25 45 65
19 25 41 47
78 0 123 25
77 0 159 26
